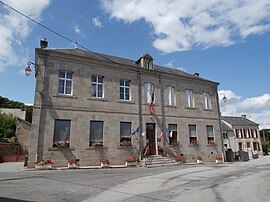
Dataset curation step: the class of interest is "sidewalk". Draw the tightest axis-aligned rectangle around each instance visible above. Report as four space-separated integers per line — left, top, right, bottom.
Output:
0 162 25 172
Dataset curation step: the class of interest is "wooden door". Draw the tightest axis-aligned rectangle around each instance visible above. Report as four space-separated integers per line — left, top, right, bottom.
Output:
146 123 156 155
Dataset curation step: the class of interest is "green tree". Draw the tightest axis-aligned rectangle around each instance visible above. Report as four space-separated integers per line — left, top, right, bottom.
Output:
0 113 16 138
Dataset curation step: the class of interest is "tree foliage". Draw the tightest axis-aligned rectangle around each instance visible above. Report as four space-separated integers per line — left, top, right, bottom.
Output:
0 113 16 138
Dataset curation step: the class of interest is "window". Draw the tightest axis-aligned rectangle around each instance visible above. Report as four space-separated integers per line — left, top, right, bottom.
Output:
168 124 178 145
58 71 73 95
144 83 155 103
188 125 197 144
120 122 131 146
89 121 103 147
91 75 104 98
186 90 194 108
120 79 130 101
223 132 228 139
53 120 71 147
203 92 211 109
165 86 176 106
243 129 247 138
206 125 214 144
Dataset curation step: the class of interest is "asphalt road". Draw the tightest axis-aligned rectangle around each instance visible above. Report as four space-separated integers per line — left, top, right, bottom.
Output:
0 156 270 202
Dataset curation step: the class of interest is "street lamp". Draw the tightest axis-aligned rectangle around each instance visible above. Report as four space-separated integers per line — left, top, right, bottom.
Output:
219 93 227 102
25 62 39 77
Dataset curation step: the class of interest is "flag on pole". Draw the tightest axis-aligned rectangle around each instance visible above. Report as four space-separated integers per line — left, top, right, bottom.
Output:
141 131 146 136
149 102 155 113
169 130 173 137
159 132 164 138
131 127 139 135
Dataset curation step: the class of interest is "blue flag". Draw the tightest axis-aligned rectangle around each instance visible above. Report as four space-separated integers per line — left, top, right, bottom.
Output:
131 127 139 135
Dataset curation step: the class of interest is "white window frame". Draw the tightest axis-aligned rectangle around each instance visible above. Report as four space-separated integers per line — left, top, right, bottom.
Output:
144 83 155 104
91 75 104 98
120 79 130 101
58 71 73 95
203 92 211 109
206 125 214 144
165 86 176 106
188 124 197 144
186 89 194 108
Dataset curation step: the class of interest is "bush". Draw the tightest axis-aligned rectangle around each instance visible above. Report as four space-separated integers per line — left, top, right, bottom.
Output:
0 113 16 139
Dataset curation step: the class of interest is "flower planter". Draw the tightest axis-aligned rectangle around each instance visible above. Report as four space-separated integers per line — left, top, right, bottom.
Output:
125 161 138 167
35 164 53 169
215 160 223 164
68 163 77 169
100 162 109 168
196 160 202 164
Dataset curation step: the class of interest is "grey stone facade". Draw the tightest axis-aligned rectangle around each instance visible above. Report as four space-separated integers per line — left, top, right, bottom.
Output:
28 48 223 167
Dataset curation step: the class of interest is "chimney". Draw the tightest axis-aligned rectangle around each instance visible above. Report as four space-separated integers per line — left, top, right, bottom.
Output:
194 72 199 77
241 114 246 118
40 38 48 48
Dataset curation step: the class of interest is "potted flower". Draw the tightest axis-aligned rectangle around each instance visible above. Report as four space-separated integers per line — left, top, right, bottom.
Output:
196 156 203 164
191 140 199 145
35 159 54 169
174 156 183 165
125 157 138 167
100 159 109 168
215 156 223 164
68 159 78 168
208 140 216 145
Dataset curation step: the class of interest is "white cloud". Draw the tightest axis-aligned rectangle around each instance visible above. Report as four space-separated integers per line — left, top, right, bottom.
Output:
92 17 102 27
101 0 270 53
0 0 50 72
74 25 81 34
219 90 270 129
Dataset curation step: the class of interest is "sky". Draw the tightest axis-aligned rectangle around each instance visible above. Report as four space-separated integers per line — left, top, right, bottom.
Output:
0 0 270 128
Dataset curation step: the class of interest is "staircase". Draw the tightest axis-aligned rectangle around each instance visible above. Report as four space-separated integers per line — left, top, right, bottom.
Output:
143 155 178 168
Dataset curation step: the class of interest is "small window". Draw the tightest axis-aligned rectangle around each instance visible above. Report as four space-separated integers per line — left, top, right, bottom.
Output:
144 83 155 104
186 90 194 108
189 125 197 144
120 79 130 101
223 132 228 139
58 71 73 95
53 119 71 147
206 125 214 144
89 121 104 147
168 124 177 145
91 75 104 98
203 92 211 109
120 122 131 146
165 86 176 106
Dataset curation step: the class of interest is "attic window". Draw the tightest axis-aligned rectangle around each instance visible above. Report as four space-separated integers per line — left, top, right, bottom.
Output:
136 53 154 70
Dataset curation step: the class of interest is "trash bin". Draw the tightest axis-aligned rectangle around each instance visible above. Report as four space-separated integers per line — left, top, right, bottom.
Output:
226 149 234 162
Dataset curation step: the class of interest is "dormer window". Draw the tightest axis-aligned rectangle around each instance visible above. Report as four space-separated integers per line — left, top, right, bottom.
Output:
136 53 154 70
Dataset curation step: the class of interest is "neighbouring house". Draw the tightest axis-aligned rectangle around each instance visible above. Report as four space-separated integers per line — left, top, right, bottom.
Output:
16 117 31 155
222 115 263 159
28 40 224 167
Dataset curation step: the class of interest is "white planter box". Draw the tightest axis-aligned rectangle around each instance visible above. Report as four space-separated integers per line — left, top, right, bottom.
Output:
68 163 77 168
35 164 53 169
100 163 109 168
196 160 202 164
215 160 223 164
125 161 138 167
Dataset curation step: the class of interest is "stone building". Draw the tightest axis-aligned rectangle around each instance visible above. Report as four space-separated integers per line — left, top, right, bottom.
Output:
222 115 263 159
28 46 223 167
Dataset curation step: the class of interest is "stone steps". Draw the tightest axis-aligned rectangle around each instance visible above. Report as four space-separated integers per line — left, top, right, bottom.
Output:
144 155 178 168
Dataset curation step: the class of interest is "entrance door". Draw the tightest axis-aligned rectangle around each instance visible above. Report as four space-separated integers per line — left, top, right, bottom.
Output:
146 123 156 155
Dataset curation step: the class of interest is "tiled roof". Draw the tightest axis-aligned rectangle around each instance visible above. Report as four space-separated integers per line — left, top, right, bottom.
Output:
40 48 219 85
222 116 259 127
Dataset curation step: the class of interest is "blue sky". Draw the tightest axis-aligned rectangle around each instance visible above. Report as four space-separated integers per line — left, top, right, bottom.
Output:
0 0 270 128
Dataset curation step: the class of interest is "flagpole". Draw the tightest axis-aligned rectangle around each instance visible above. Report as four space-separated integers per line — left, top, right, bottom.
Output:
137 71 144 161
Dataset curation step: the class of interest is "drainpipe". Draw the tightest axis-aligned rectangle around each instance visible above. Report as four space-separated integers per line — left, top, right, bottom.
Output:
216 87 225 161
137 71 143 160
159 75 165 151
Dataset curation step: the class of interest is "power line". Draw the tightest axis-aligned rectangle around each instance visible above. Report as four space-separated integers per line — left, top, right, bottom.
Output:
0 0 91 52
0 0 128 67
